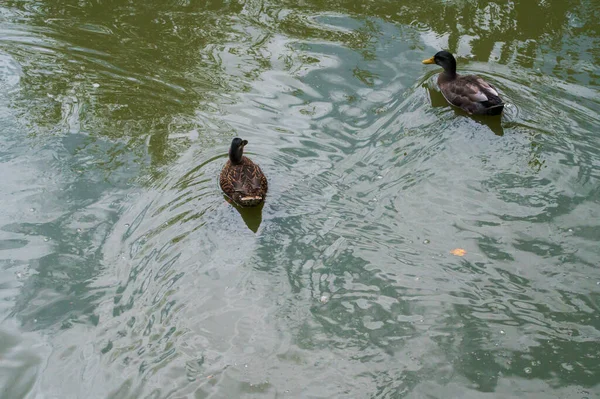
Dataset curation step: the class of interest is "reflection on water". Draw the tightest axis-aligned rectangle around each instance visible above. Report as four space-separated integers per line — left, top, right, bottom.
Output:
0 0 599 397
226 199 265 233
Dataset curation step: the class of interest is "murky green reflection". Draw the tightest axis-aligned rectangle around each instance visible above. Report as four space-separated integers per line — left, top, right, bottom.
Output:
0 0 599 397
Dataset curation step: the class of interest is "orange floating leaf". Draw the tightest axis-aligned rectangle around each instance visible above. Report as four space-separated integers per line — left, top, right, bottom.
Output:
450 248 466 256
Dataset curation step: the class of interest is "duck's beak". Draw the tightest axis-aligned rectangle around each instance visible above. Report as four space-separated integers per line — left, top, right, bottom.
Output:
242 140 248 147
422 57 435 65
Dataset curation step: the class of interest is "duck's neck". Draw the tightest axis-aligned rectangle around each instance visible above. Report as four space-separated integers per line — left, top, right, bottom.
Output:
229 149 243 165
440 59 457 79
439 69 457 83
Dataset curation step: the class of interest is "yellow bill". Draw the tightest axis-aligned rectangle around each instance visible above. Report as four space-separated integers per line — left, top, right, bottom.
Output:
422 56 435 64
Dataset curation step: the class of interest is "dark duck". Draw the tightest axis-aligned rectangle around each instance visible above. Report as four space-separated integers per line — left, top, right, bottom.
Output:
220 138 268 207
423 51 504 116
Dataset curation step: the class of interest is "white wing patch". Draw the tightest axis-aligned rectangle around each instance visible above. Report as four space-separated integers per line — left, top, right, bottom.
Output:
476 78 499 96
466 83 489 102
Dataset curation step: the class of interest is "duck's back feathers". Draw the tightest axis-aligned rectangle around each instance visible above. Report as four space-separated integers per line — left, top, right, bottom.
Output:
220 156 268 207
438 73 504 116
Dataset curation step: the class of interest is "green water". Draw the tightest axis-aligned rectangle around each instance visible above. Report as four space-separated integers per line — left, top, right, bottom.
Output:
1 0 599 397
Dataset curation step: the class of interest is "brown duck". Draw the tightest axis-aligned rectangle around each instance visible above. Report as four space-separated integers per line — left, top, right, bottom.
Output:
220 138 268 207
423 51 504 116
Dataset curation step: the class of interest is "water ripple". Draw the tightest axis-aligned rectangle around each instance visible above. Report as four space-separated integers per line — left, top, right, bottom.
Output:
0 0 599 397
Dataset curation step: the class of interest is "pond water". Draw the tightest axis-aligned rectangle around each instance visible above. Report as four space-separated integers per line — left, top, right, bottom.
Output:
0 0 599 397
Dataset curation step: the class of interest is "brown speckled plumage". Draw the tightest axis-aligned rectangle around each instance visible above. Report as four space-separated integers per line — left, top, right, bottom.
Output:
220 138 268 207
424 51 504 116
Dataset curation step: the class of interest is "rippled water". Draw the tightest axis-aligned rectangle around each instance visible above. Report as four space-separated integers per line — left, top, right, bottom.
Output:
1 0 599 397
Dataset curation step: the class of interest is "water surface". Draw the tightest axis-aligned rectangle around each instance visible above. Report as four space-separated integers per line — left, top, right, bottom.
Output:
1 0 599 397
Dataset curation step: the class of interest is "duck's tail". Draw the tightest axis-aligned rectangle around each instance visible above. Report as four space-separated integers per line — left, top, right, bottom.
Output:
484 103 504 116
238 195 264 207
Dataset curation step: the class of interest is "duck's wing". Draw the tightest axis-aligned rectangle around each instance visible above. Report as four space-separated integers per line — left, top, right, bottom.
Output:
461 75 503 105
472 76 500 97
441 74 503 113
247 162 267 193
220 161 236 197
259 166 268 193
244 161 268 194
230 157 264 194
466 76 502 102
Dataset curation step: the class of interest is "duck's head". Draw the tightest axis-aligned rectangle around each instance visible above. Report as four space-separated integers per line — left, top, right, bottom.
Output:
229 137 248 164
422 51 457 74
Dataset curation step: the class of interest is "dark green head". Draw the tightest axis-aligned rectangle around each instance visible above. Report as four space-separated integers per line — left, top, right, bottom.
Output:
422 50 457 75
229 137 248 164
